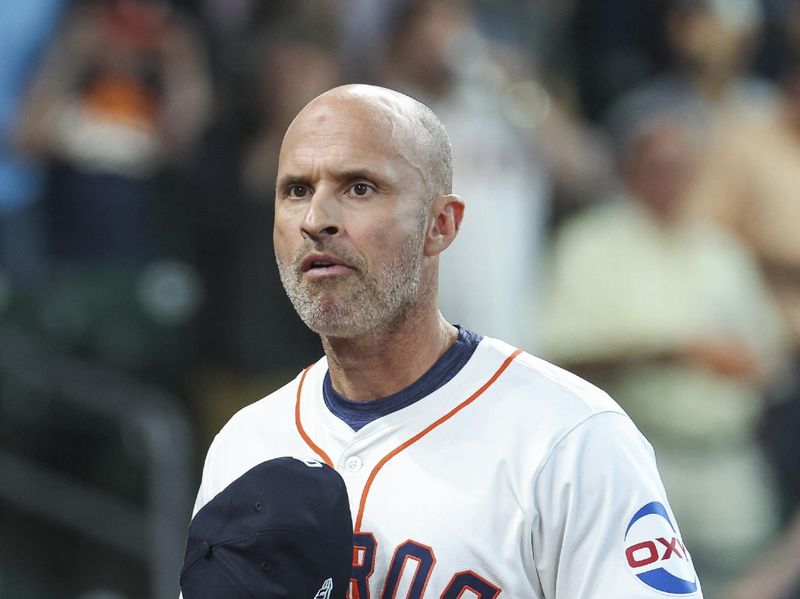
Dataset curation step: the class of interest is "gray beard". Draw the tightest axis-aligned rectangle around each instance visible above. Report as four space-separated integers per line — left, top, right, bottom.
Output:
276 229 425 338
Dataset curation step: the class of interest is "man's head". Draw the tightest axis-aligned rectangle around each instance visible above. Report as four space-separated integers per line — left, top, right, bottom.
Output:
273 84 463 339
665 0 762 79
607 87 706 222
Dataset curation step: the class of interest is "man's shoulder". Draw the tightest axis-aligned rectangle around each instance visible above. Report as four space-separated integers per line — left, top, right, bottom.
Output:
470 335 640 453
464 336 654 490
479 335 624 421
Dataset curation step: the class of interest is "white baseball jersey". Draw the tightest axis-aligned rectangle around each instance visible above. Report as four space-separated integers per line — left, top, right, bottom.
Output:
193 335 702 598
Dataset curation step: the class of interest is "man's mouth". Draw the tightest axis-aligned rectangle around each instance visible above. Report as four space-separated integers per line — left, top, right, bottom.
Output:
300 253 353 278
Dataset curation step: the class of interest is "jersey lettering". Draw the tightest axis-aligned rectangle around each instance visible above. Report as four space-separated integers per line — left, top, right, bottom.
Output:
626 537 691 568
626 541 659 567
352 534 499 598
657 536 684 560
440 571 501 598
350 532 377 599
381 541 436 599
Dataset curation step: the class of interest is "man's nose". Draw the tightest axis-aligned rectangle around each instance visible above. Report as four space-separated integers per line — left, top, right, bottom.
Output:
300 189 341 239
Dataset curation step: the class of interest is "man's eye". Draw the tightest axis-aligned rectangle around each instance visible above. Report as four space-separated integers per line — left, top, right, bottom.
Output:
350 183 374 197
287 184 310 198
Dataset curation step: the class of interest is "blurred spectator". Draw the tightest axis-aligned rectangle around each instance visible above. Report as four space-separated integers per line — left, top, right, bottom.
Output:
593 0 777 206
380 0 615 346
380 0 551 348
663 0 775 116
622 0 778 140
538 88 788 597
686 36 800 567
21 0 212 265
0 0 66 301
16 0 212 388
568 0 778 226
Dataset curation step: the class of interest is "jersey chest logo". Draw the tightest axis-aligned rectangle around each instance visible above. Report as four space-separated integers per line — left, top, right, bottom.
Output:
624 501 698 595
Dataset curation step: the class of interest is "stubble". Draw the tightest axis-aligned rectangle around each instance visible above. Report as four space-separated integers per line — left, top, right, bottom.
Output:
276 225 426 338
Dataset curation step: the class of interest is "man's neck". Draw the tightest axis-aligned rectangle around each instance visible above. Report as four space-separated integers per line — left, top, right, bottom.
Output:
321 307 458 402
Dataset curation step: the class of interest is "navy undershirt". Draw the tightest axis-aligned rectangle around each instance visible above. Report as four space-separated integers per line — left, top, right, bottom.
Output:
323 326 483 431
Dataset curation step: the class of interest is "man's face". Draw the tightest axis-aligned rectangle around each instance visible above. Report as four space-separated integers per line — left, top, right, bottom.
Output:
625 121 697 221
273 96 431 338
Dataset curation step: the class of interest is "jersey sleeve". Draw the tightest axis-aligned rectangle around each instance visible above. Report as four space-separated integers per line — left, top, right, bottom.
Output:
531 411 703 598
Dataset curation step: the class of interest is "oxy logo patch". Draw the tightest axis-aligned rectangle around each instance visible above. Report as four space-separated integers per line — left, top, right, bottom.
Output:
624 501 698 595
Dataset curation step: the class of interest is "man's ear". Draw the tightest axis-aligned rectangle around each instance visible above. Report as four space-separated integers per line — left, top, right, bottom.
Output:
424 194 464 257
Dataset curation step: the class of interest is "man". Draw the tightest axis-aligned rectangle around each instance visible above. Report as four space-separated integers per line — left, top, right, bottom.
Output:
192 84 702 597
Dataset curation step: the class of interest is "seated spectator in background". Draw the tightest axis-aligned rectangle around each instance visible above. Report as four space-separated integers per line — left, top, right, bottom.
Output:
537 88 788 598
663 0 774 116
686 42 800 594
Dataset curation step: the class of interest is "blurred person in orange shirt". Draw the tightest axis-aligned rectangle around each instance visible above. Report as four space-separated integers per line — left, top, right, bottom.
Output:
15 0 212 383
20 0 212 265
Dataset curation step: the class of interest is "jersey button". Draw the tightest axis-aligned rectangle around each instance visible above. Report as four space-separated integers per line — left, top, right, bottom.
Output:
345 456 363 473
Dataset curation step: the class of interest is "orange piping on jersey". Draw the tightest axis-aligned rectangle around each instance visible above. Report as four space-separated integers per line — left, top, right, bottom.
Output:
295 364 334 467
354 348 524 531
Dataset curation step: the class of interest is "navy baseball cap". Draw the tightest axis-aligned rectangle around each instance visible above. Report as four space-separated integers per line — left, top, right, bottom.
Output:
180 457 353 599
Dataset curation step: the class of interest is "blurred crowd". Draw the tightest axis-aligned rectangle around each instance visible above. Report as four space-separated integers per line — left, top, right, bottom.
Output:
2 0 800 597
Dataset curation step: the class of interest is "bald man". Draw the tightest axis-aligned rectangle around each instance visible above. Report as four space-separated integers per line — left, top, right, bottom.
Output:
188 85 703 598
